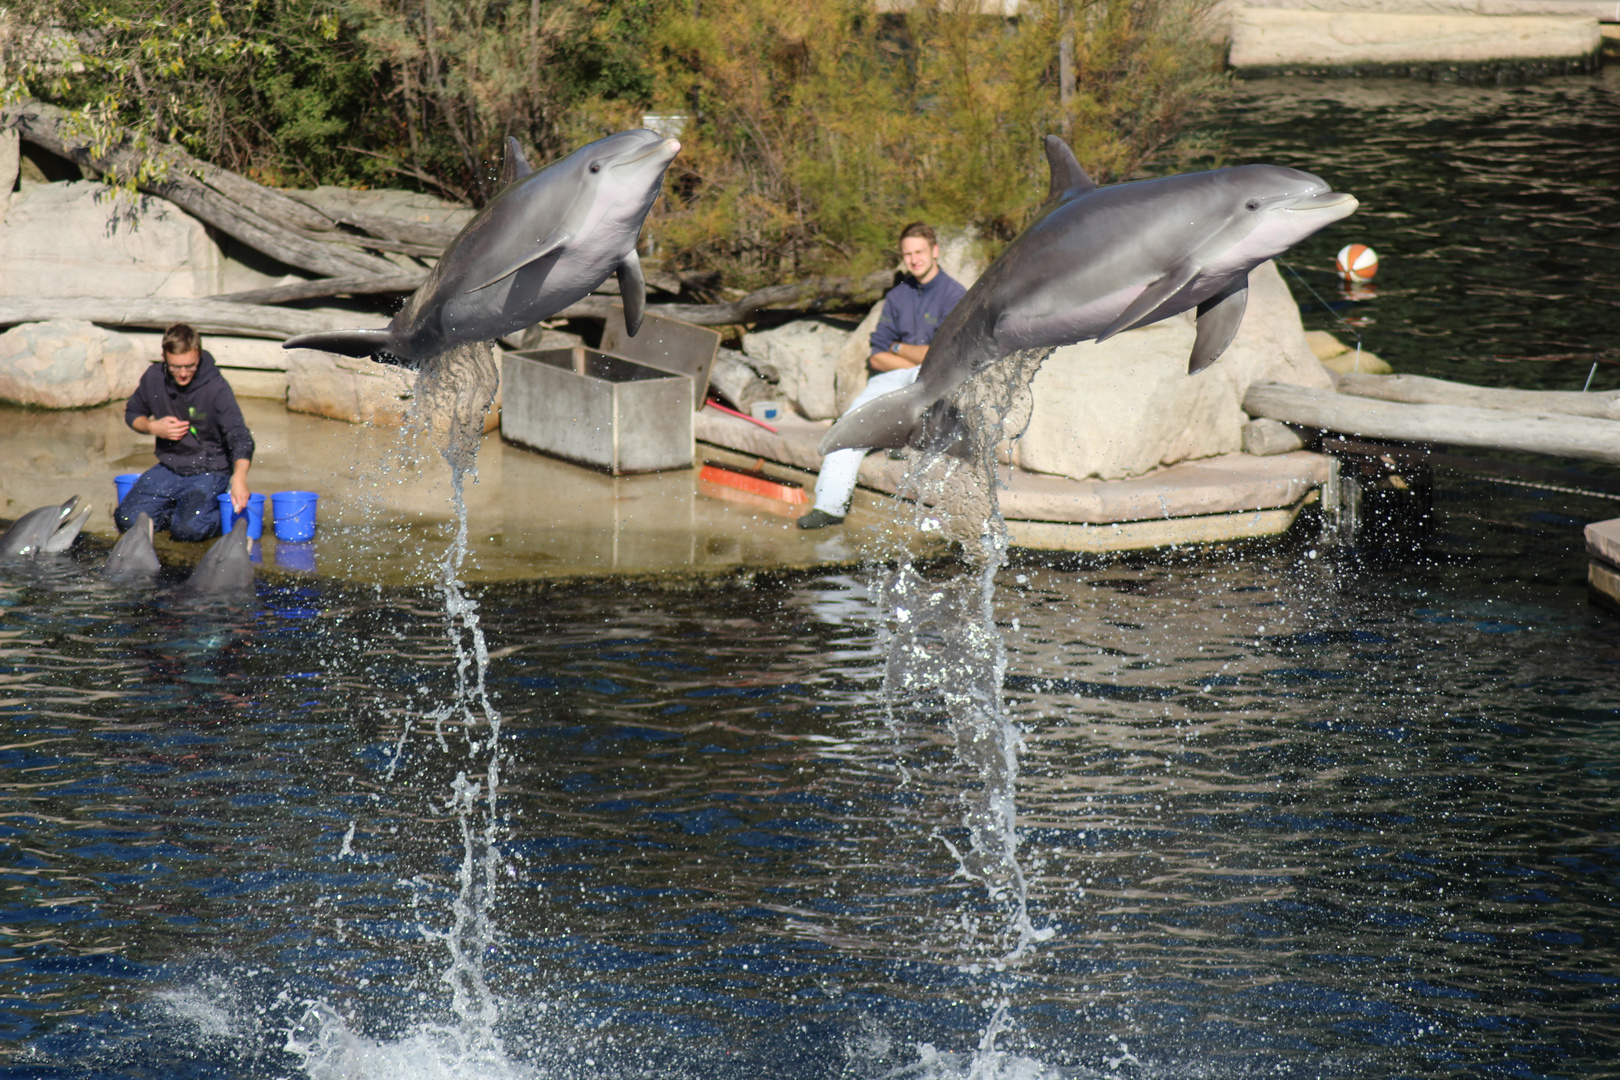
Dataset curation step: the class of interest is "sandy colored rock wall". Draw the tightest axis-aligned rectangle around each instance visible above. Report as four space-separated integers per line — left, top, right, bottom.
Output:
1228 9 1601 68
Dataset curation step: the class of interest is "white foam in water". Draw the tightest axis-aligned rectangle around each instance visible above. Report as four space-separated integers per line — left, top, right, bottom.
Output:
286 1003 536 1080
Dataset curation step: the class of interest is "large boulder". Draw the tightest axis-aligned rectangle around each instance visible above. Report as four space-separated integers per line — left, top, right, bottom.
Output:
0 181 222 299
1013 260 1331 481
0 319 144 408
741 319 847 420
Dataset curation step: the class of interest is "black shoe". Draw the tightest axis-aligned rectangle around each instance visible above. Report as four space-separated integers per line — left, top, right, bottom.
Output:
796 509 845 530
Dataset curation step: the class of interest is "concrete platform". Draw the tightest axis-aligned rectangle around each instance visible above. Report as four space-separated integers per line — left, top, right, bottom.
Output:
694 408 1331 552
0 399 919 586
1228 8 1603 74
1586 518 1620 612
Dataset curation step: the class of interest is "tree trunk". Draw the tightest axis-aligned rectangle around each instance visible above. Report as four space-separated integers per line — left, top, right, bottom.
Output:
1334 370 1620 422
0 298 369 341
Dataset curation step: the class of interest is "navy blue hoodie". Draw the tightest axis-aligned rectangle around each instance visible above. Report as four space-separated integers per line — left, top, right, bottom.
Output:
124 351 255 476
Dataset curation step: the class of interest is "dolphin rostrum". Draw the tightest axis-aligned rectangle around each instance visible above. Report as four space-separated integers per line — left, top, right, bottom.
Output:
103 512 162 582
283 130 681 366
0 496 90 558
181 518 255 600
819 136 1358 455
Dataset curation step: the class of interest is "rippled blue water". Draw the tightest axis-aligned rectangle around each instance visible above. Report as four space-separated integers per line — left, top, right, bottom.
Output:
6 73 1620 1080
3 467 1618 1078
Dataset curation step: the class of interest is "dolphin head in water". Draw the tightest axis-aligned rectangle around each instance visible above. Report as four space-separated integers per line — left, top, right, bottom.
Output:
181 518 255 601
0 496 90 558
282 129 682 365
103 512 162 583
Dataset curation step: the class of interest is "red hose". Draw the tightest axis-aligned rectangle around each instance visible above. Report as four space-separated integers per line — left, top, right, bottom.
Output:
705 398 778 434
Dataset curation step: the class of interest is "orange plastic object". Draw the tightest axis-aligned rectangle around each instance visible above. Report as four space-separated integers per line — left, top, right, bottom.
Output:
698 461 810 505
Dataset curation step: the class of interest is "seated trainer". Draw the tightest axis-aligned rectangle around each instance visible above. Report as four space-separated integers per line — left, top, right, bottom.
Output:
797 222 967 530
116 323 255 542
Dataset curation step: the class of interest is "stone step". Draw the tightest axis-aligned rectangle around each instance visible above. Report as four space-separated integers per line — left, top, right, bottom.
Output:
1228 8 1603 71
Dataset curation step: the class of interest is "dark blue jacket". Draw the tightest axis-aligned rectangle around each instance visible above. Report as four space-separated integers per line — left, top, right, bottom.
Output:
869 269 968 361
124 351 255 476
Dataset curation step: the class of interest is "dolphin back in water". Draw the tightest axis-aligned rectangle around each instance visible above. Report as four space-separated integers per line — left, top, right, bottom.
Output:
283 130 681 366
0 496 90 558
819 136 1358 455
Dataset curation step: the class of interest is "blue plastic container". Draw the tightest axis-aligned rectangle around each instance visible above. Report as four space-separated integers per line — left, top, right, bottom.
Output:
274 541 317 573
271 490 320 542
114 473 141 506
217 492 265 540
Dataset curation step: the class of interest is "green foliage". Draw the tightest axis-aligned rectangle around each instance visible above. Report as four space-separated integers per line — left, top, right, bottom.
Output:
645 0 1229 286
2 0 1225 284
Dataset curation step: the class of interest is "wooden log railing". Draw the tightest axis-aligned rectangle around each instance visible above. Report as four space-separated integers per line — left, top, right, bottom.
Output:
1334 371 1620 422
1244 381 1620 466
0 299 366 341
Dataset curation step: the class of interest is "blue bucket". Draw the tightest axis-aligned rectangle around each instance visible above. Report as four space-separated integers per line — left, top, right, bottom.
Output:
217 492 265 540
274 540 317 573
114 473 141 506
271 491 319 542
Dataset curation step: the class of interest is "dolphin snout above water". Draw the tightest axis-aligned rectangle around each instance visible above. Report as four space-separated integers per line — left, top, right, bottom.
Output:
103 512 162 583
0 496 90 559
283 129 682 366
180 518 255 601
819 137 1358 456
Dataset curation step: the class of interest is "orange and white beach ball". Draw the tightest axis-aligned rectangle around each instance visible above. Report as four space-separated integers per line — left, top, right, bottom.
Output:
1335 243 1379 282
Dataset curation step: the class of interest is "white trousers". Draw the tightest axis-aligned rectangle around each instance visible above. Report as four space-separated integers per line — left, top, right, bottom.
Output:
812 365 921 515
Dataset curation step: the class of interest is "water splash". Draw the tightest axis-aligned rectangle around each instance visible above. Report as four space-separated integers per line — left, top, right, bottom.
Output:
873 349 1057 1070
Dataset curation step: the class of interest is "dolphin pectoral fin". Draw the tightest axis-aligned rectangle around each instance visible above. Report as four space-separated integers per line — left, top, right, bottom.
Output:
617 249 647 336
1043 135 1097 202
499 136 533 188
818 380 935 454
283 329 395 359
465 232 571 293
1189 278 1248 374
1096 261 1203 343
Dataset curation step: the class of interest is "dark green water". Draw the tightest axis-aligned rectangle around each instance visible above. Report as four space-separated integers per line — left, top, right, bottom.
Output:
1226 68 1620 392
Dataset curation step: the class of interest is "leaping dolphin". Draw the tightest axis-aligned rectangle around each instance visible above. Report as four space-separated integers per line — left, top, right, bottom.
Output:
819 136 1358 455
284 130 682 366
0 496 90 558
103 512 162 582
180 518 255 600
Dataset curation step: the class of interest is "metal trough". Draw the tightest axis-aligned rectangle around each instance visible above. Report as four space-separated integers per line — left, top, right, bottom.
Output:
501 346 694 475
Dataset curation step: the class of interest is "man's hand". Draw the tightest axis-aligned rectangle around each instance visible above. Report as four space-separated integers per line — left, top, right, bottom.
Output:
137 415 190 440
229 460 251 513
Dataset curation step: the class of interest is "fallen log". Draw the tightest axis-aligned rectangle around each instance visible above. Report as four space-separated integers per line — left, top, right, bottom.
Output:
1334 371 1620 422
556 270 894 327
0 298 368 341
2 100 402 279
1244 381 1620 466
214 273 427 305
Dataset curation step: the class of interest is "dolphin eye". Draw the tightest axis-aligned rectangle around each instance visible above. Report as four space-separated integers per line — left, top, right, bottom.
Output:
590 163 601 172
1245 198 1261 211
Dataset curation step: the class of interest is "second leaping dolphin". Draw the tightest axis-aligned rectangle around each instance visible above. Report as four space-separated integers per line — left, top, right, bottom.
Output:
284 130 681 366
819 136 1358 455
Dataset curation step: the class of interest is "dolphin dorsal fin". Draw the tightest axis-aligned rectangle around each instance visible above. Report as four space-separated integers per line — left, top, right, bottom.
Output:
1044 135 1097 203
500 137 534 188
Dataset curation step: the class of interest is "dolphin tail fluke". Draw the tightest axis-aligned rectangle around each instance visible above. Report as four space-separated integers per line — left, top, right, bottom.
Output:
283 329 395 359
817 379 936 455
